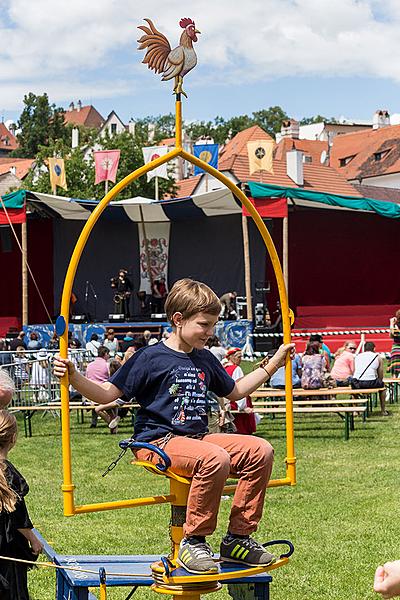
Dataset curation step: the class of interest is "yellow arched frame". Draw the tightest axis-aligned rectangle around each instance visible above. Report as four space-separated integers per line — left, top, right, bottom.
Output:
58 98 296 517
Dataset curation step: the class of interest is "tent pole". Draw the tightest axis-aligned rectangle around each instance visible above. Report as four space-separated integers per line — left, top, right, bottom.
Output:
283 215 289 294
155 176 159 201
241 214 253 321
21 221 28 326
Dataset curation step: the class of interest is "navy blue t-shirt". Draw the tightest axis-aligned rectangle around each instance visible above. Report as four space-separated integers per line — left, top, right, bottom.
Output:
109 342 235 442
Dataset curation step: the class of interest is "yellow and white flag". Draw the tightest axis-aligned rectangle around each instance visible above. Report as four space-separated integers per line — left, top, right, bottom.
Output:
247 140 274 175
48 157 67 191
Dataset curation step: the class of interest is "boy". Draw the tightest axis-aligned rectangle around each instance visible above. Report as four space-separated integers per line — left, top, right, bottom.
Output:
54 279 294 574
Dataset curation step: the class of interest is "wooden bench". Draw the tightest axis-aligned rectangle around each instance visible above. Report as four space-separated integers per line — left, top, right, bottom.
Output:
9 402 137 437
383 377 400 404
250 405 367 440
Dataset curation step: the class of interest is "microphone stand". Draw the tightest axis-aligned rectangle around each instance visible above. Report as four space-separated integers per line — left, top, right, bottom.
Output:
89 283 98 323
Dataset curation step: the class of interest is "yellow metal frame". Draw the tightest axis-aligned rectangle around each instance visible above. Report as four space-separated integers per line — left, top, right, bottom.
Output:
59 98 296 517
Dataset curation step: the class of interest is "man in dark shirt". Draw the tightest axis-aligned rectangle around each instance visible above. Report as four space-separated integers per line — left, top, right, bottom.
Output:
9 332 26 351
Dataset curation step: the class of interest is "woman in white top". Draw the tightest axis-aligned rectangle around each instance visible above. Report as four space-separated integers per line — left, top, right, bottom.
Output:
352 341 387 415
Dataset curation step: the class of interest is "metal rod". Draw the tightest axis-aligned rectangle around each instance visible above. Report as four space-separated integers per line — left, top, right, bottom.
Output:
21 221 28 326
241 215 253 321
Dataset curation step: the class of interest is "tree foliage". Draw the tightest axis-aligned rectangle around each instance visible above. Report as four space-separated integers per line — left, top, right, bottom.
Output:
12 93 69 158
299 115 338 126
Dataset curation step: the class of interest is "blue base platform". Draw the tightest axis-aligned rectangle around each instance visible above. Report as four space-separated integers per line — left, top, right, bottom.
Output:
35 531 272 600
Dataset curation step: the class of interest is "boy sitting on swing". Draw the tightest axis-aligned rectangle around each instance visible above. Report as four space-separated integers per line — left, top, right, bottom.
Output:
54 278 294 574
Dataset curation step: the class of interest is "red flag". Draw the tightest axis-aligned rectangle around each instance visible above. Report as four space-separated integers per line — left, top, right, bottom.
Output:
94 150 120 184
242 196 287 218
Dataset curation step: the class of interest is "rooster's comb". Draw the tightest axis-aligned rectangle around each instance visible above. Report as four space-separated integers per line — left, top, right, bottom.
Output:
179 17 195 29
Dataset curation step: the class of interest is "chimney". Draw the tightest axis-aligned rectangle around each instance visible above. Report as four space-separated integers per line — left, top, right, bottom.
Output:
77 100 82 112
373 109 390 129
69 101 75 112
286 150 304 185
71 127 79 149
280 119 300 139
10 166 16 175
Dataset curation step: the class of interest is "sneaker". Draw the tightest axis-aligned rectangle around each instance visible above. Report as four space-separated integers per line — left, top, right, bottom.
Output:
108 416 121 429
177 537 219 574
220 535 276 567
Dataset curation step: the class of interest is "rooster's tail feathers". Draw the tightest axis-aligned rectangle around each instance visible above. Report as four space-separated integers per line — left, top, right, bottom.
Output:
137 19 171 74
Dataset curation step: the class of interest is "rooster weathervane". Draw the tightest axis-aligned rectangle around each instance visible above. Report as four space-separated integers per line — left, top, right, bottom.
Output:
138 17 200 98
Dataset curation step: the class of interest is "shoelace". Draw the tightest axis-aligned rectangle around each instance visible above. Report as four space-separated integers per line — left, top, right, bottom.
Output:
184 542 213 559
235 537 265 552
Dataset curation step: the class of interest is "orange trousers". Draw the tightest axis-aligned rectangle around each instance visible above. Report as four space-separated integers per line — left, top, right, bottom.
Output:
136 433 274 537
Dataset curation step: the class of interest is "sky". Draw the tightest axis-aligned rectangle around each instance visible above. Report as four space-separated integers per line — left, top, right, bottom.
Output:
2 0 400 126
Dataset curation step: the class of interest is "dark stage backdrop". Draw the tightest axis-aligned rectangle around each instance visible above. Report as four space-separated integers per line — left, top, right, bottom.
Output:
267 207 400 312
53 214 267 321
0 218 53 324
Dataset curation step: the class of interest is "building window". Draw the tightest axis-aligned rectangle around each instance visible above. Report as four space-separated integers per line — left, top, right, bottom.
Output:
374 150 390 161
339 155 355 167
303 155 312 163
111 123 117 134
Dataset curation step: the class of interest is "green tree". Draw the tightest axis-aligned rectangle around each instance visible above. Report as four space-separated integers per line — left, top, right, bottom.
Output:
12 92 69 158
252 106 289 136
299 115 338 125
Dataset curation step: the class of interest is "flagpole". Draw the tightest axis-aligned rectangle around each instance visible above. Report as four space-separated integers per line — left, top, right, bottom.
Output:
155 176 159 201
241 213 253 322
21 220 28 326
205 173 209 192
105 180 109 195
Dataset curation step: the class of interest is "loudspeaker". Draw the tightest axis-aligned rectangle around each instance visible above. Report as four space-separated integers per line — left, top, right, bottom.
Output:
253 332 280 353
108 314 125 322
70 315 86 323
151 313 167 321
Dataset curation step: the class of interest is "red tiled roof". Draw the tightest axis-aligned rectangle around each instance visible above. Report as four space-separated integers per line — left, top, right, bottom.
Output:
0 123 18 151
219 125 274 170
159 137 175 146
174 175 202 197
64 105 104 129
0 158 33 179
353 183 400 204
330 124 400 180
274 137 328 164
228 155 362 197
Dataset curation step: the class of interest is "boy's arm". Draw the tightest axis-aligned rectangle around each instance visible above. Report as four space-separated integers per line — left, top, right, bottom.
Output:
54 357 122 404
227 344 295 401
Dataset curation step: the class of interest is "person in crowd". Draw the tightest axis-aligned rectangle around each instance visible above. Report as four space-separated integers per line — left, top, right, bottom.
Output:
270 350 302 389
389 309 400 378
309 334 331 370
0 369 15 408
224 348 257 435
85 333 101 358
330 341 356 386
142 329 157 346
47 331 59 351
207 335 227 363
121 331 136 353
94 354 133 429
0 410 43 599
111 268 132 318
103 329 119 357
54 278 294 575
352 341 387 415
9 332 26 352
0 339 12 370
219 291 238 320
374 560 400 598
30 349 50 403
85 346 118 432
26 332 42 352
13 347 30 404
301 341 328 389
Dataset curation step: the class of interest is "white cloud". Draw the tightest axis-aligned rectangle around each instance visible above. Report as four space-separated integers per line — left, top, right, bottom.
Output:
1 0 400 110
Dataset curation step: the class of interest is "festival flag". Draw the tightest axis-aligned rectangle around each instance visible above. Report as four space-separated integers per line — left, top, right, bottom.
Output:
193 143 219 175
0 189 26 224
242 196 287 219
94 150 121 184
142 146 170 181
247 140 274 175
48 157 68 191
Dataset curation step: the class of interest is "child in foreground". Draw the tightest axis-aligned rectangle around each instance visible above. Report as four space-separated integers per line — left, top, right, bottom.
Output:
55 279 294 574
0 410 43 599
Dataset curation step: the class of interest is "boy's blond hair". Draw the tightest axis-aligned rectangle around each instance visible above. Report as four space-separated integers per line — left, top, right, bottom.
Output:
165 279 221 323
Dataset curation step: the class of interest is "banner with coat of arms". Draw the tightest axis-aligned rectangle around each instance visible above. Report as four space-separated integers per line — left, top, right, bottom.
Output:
138 222 170 294
193 143 219 175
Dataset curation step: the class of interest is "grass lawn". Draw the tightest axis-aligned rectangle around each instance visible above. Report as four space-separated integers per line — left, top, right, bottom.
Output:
10 394 400 600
